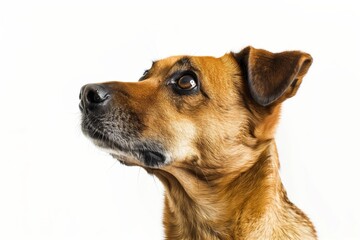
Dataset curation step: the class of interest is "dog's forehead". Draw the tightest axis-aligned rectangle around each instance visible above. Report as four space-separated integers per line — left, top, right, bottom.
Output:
154 55 223 70
155 55 186 67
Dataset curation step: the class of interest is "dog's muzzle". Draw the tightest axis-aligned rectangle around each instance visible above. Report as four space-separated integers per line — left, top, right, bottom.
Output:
79 83 167 168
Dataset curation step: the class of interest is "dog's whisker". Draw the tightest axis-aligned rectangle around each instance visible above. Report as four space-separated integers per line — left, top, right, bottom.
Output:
107 159 119 172
151 175 161 193
137 167 141 185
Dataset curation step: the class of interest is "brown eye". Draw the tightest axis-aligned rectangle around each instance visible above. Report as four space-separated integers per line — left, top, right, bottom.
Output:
177 75 197 90
169 72 200 95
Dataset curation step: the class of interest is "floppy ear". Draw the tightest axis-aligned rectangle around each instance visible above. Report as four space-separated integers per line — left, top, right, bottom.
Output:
233 46 313 106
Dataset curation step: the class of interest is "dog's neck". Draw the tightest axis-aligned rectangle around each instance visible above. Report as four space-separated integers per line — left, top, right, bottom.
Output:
150 139 315 239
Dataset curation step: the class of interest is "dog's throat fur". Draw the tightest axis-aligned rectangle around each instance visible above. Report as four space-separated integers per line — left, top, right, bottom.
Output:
152 140 316 239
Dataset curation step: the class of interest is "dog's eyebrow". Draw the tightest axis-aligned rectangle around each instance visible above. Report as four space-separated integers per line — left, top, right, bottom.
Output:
165 57 198 77
174 57 193 69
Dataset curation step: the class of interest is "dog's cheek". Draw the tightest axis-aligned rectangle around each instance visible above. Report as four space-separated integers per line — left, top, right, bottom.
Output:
164 119 199 162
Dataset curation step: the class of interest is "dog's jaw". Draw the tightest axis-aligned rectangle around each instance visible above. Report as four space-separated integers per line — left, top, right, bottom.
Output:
81 115 170 168
87 135 170 168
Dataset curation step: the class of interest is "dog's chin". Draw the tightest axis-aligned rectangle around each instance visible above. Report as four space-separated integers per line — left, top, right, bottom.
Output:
97 142 167 168
93 142 142 167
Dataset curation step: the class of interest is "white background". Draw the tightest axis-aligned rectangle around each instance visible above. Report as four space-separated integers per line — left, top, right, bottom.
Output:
1 0 359 239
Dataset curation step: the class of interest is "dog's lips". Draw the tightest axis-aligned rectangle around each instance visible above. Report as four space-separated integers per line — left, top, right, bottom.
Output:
105 147 166 167
106 146 166 168
108 151 141 167
140 150 166 167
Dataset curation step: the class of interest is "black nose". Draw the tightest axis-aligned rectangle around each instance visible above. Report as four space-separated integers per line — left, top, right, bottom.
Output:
79 84 111 112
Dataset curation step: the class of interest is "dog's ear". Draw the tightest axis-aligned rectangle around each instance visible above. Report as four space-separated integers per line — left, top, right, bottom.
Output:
233 46 313 106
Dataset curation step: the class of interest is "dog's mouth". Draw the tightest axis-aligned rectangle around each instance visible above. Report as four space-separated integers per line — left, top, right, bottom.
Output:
81 120 167 168
109 151 166 167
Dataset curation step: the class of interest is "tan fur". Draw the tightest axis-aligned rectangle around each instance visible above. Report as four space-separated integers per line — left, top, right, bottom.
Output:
81 47 316 239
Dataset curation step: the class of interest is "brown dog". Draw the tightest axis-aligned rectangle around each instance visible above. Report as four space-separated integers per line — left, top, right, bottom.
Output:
79 46 316 239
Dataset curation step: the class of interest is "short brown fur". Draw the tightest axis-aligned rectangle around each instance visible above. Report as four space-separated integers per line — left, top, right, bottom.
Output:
81 46 316 239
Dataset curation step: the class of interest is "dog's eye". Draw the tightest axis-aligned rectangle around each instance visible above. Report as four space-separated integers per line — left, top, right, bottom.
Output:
169 72 199 95
177 75 197 90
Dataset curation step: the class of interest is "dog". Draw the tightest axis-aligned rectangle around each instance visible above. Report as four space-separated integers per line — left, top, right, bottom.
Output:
79 46 316 239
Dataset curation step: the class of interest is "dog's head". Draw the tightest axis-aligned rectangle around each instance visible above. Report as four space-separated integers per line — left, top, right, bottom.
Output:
80 46 312 175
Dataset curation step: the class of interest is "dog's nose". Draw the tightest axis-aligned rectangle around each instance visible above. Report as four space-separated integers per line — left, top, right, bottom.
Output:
79 84 111 112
